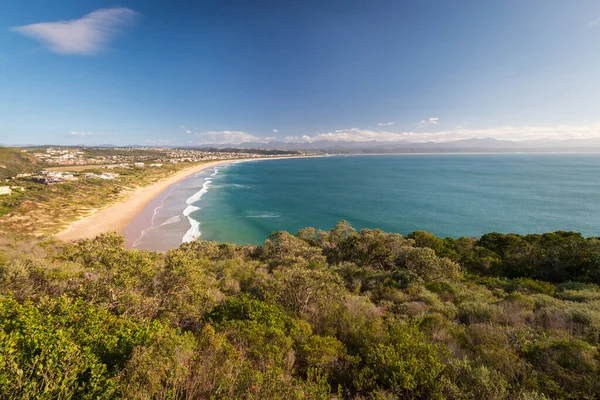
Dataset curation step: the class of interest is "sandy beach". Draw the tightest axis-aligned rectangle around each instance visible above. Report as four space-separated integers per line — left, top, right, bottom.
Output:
55 158 258 242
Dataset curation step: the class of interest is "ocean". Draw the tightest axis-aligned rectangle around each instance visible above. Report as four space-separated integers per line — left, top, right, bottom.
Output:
128 154 600 250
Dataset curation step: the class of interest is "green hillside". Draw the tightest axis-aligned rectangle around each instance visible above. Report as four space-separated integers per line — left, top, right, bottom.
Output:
0 147 43 179
0 223 599 398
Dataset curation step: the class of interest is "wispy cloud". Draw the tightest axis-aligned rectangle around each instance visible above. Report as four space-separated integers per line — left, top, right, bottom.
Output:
293 124 600 143
195 130 272 144
416 117 440 128
273 129 279 133
377 122 394 126
179 125 193 134
11 7 137 55
587 18 600 27
70 131 95 136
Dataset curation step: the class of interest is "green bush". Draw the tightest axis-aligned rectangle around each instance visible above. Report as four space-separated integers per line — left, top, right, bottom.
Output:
353 323 446 399
0 295 182 398
457 301 497 325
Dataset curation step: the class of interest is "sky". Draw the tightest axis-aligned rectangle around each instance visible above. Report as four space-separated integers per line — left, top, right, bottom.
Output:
1 0 600 146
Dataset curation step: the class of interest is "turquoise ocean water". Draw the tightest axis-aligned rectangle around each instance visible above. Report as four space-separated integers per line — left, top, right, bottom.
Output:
130 154 600 250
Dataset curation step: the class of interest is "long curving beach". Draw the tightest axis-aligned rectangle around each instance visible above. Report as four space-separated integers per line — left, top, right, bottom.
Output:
55 159 253 242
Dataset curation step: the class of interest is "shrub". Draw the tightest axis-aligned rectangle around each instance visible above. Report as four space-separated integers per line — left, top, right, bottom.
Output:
523 339 600 397
444 357 509 400
556 289 600 303
297 335 347 374
353 323 446 399
457 301 497 325
508 278 556 296
0 295 183 398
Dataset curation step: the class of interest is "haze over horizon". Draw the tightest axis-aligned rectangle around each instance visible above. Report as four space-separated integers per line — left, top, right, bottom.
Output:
2 1 600 146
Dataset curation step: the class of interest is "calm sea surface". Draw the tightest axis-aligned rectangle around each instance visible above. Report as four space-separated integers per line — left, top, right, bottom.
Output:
130 154 600 250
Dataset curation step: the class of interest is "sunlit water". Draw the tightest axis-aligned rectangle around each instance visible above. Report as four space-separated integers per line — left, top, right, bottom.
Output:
130 154 600 250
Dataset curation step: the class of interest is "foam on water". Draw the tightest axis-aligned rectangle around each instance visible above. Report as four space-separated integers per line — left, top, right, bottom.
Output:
161 215 181 226
246 212 281 218
182 170 217 243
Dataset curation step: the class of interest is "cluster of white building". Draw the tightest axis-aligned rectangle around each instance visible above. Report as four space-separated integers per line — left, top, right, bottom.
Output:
83 172 120 180
0 186 26 195
31 170 120 184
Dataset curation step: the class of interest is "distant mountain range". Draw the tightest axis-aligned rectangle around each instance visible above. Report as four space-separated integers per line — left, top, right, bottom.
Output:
198 137 600 153
5 138 600 153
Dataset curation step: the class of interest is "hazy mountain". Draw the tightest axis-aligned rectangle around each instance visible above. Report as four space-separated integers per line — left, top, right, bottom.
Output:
199 137 600 153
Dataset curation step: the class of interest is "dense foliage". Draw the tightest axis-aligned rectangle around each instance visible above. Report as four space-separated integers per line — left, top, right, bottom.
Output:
1 223 599 398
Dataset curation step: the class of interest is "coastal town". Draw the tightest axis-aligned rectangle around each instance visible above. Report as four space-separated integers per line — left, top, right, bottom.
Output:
27 146 299 166
1 146 308 190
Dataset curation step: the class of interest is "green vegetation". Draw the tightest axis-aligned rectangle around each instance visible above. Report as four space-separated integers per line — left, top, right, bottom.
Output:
1 222 600 398
0 148 45 180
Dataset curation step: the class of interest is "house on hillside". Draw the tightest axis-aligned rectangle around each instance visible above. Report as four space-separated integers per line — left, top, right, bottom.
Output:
32 176 65 184
0 187 12 195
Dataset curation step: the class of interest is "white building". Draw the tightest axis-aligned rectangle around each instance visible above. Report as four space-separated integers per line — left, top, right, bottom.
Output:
0 187 12 195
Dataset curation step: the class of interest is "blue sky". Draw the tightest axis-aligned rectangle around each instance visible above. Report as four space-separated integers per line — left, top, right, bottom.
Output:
1 0 600 146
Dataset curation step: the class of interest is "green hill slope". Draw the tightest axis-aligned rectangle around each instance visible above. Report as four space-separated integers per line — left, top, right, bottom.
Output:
0 147 43 179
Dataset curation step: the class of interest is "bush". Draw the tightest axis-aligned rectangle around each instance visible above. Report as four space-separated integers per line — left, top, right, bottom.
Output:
523 339 600 397
556 289 600 303
457 301 497 325
444 357 509 400
0 295 183 399
353 323 446 399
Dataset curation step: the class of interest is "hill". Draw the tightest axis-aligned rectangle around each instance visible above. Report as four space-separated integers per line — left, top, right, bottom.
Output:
0 223 599 398
0 147 44 179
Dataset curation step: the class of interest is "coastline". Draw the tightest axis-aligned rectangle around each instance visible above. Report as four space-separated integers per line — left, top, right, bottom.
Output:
55 157 303 242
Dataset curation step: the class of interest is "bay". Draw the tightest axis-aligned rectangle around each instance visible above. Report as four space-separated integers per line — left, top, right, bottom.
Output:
186 154 600 245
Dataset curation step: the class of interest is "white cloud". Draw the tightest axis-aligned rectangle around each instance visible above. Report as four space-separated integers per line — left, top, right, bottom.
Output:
284 135 313 142
292 124 600 143
273 129 279 133
587 18 600 27
185 130 192 134
70 131 94 136
195 130 269 144
416 117 440 128
378 122 394 126
11 7 136 55
180 124 600 145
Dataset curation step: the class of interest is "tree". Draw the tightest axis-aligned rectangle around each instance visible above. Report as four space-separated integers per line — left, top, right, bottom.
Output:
260 231 326 269
266 265 346 319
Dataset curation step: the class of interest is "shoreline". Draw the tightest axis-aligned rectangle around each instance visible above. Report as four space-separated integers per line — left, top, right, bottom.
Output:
55 156 310 242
